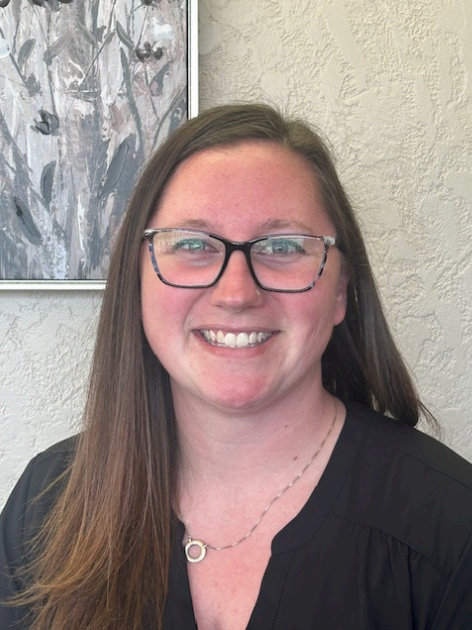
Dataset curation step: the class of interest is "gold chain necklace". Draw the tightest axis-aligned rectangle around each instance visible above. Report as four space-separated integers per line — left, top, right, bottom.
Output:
183 398 338 563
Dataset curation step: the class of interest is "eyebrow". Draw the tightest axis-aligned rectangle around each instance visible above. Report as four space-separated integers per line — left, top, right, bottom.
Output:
258 218 315 232
168 218 315 234
172 219 213 230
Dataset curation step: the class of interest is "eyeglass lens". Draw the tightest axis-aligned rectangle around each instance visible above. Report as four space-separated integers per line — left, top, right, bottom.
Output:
149 230 328 291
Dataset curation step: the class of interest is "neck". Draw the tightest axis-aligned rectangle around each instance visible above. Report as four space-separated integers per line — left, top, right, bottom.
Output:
174 389 344 562
174 384 340 494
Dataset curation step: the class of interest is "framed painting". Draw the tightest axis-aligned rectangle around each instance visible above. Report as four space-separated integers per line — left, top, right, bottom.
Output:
0 0 198 289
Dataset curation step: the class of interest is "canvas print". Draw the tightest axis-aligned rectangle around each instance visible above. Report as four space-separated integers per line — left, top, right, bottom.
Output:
0 0 192 284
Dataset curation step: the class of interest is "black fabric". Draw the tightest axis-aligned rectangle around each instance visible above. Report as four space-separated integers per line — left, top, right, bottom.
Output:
1 403 472 629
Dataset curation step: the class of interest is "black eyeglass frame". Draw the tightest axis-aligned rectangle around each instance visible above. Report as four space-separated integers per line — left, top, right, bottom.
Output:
142 228 337 293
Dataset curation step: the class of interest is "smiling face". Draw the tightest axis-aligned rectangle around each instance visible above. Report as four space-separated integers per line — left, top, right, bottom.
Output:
140 141 348 415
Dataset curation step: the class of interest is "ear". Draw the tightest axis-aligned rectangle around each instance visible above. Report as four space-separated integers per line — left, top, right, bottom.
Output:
333 261 350 326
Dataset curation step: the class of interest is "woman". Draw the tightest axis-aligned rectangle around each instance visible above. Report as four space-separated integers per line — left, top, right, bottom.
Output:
1 103 472 630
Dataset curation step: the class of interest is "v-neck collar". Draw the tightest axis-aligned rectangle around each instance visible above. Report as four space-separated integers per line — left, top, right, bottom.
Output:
165 402 369 629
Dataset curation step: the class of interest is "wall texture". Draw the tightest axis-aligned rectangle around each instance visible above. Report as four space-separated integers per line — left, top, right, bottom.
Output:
1 0 471 509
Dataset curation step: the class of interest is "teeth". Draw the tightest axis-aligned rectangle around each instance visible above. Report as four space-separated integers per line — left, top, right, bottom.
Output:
225 333 237 347
236 332 249 348
201 330 272 348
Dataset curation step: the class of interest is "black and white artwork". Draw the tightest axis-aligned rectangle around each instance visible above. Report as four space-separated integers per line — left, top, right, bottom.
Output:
0 0 195 285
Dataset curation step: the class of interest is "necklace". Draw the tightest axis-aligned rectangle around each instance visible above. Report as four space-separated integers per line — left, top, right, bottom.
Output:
183 398 338 563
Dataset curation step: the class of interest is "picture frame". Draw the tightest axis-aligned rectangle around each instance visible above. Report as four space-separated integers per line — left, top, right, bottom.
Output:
0 0 198 290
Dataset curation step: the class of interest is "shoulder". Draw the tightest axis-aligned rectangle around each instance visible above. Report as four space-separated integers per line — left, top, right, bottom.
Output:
0 436 79 624
23 435 78 486
345 401 472 488
16 436 78 512
1 436 78 556
337 402 472 577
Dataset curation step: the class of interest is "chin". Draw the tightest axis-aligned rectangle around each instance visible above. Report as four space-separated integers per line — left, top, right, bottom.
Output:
203 382 273 412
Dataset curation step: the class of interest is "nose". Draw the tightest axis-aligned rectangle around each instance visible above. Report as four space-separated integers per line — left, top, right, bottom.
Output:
210 251 262 310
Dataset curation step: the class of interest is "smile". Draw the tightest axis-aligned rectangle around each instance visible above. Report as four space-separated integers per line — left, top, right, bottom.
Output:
200 330 273 348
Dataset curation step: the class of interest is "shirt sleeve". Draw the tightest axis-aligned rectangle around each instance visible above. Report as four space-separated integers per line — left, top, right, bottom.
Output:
430 529 472 630
0 459 36 630
0 438 75 630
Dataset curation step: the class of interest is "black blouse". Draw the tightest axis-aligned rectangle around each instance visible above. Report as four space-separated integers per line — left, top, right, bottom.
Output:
2 402 472 629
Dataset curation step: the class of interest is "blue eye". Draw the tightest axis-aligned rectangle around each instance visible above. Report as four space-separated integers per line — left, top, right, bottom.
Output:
258 238 305 255
173 238 210 252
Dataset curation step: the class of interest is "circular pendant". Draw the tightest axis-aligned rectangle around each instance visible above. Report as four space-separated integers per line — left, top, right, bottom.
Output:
185 538 207 563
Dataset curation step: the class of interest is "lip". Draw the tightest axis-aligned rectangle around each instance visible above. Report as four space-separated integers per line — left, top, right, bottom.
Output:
195 328 277 349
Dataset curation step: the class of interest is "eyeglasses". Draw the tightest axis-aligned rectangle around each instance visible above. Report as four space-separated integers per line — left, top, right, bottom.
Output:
142 228 336 293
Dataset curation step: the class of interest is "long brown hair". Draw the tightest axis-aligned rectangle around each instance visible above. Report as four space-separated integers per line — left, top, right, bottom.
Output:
17 103 436 630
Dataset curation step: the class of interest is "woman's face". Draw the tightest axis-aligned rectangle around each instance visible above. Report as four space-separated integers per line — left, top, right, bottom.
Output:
140 141 348 414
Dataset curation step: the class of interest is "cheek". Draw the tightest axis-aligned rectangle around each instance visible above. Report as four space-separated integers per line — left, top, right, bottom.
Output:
141 295 183 377
140 267 173 354
140 272 197 357
294 275 347 349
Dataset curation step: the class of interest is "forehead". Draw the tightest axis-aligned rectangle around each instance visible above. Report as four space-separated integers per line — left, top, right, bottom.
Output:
150 141 333 235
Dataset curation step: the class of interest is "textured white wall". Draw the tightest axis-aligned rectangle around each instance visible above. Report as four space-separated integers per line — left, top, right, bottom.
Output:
1 0 471 509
